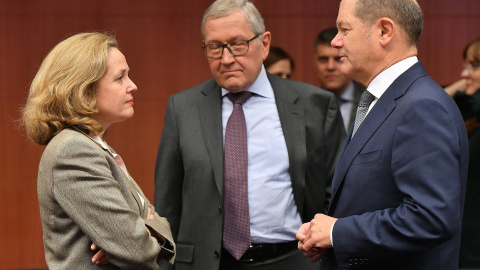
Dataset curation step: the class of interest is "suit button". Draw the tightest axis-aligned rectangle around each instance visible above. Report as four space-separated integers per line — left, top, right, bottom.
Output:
214 250 220 258
218 206 222 213
349 259 353 266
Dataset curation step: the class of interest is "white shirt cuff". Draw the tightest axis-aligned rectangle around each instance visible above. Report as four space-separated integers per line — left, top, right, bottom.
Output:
330 219 337 247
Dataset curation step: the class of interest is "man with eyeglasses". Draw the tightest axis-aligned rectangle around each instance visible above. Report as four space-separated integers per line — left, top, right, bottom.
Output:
153 0 345 269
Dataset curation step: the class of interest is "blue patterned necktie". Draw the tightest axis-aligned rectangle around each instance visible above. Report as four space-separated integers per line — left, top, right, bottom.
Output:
352 90 375 137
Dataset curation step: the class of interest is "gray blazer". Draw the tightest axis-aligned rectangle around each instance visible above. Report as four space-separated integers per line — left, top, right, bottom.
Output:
37 129 175 269
154 73 345 269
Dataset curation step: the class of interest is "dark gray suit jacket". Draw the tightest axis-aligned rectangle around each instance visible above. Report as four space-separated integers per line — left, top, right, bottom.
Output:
154 73 345 269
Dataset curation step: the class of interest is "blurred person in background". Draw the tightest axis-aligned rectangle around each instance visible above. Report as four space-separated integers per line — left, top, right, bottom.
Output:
314 27 365 131
445 37 480 269
264 45 295 79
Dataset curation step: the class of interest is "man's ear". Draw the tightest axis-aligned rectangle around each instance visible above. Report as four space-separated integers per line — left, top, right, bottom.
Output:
262 31 272 60
376 17 395 47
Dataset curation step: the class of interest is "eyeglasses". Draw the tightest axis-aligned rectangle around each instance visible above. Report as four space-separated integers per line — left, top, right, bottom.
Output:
463 61 479 74
203 34 261 59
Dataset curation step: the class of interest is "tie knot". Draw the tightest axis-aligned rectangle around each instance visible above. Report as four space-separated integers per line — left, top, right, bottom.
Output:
338 97 349 106
359 90 375 107
228 91 252 105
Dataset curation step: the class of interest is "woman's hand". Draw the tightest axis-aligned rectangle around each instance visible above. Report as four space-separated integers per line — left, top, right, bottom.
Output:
145 207 155 236
147 207 154 220
91 243 109 265
444 79 466 96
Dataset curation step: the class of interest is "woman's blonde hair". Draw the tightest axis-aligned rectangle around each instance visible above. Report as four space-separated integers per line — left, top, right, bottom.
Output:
22 32 117 145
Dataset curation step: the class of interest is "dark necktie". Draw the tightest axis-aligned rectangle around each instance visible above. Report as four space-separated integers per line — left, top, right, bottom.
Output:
338 97 349 106
223 91 252 260
352 90 375 137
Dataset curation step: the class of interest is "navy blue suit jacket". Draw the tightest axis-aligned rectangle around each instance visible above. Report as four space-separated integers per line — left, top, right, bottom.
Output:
322 62 469 269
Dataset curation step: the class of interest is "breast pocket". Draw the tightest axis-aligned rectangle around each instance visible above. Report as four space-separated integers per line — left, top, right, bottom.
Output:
352 149 382 165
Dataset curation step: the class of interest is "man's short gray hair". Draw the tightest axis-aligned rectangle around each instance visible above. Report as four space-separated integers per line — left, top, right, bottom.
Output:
201 0 265 39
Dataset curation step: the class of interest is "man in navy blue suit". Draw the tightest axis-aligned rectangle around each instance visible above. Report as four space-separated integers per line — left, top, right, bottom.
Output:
297 0 469 269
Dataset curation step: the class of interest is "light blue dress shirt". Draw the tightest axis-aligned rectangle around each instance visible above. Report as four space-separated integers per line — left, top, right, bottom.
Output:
221 66 303 243
338 81 355 131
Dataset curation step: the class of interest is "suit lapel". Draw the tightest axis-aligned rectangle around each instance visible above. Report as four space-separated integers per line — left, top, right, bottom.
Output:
71 128 145 213
198 80 225 194
329 62 427 214
124 172 146 214
330 97 395 200
268 74 306 216
106 147 145 214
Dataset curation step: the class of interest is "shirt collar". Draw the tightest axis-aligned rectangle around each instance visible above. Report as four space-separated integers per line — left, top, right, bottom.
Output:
90 135 109 150
72 126 117 157
367 56 418 99
221 65 274 99
339 81 355 102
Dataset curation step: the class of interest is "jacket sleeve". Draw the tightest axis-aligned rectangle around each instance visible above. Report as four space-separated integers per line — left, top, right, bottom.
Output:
51 138 163 270
143 201 176 264
153 95 185 269
322 91 347 211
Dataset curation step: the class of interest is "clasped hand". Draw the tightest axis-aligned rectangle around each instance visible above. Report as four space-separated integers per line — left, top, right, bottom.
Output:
296 214 338 262
91 207 156 265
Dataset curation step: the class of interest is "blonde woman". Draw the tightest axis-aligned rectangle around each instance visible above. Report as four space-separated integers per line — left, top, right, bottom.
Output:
22 32 175 269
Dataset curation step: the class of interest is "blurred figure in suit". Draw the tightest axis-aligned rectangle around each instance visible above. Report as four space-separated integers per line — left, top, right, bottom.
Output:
314 27 365 131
